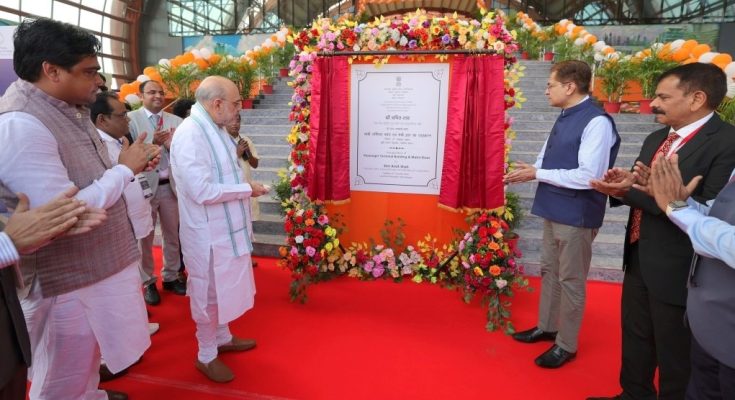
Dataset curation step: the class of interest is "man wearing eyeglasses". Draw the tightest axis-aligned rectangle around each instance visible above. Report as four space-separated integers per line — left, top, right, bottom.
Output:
128 80 185 306
170 76 268 383
504 60 620 368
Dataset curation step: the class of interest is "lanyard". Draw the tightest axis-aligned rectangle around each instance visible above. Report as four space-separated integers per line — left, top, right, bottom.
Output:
653 125 704 160
149 113 164 131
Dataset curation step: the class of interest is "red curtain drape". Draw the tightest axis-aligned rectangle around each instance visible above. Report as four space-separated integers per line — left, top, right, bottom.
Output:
307 56 351 202
439 55 506 210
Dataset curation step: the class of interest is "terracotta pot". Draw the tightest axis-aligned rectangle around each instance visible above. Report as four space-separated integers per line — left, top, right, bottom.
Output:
543 51 554 61
603 101 622 114
241 98 253 109
262 84 274 94
638 99 653 114
279 68 290 77
521 51 529 60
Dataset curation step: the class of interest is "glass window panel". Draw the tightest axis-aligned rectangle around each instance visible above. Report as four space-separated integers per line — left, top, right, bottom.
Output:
79 10 103 31
82 0 107 10
0 11 21 23
100 35 111 54
52 2 81 24
21 0 52 18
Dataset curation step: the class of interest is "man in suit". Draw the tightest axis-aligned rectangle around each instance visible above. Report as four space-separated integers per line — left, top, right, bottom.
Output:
505 60 620 368
128 80 185 305
588 62 735 400
642 153 735 399
1 187 101 399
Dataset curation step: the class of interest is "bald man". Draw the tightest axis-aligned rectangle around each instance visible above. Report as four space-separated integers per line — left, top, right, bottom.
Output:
169 77 269 383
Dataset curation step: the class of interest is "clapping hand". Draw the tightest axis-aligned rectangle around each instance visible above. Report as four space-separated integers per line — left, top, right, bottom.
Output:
638 154 702 212
590 167 636 197
119 132 161 174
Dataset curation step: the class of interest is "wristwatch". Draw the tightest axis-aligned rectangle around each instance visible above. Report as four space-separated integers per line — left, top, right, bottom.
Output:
665 200 689 216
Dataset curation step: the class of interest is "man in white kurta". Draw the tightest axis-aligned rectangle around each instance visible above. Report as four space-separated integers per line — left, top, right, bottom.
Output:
170 76 268 383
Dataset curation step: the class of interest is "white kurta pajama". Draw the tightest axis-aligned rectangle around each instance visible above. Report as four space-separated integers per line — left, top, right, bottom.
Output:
170 104 256 363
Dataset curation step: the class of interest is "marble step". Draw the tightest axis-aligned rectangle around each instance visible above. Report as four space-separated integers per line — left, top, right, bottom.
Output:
509 111 660 124
242 115 291 125
517 211 628 236
252 213 286 236
251 167 281 185
252 233 286 257
509 150 638 168
511 139 642 154
517 250 624 282
258 196 283 215
257 155 289 169
241 108 292 116
512 120 661 132
241 125 292 135
511 190 631 217
514 129 650 144
515 227 624 258
254 103 292 110
252 143 290 157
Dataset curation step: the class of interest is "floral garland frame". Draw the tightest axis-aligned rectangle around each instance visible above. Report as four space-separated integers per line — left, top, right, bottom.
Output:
278 9 529 334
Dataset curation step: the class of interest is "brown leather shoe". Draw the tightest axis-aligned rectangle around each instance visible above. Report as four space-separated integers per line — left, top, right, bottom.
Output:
195 358 234 383
217 336 256 353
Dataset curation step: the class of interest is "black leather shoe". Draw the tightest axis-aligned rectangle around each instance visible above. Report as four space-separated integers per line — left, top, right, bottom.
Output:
535 344 576 368
512 327 557 343
104 389 128 400
162 278 186 295
143 283 160 305
99 364 128 382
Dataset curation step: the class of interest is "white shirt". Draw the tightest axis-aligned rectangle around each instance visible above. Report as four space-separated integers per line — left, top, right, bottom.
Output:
533 96 617 190
0 112 133 209
143 107 170 179
97 129 153 239
0 232 19 269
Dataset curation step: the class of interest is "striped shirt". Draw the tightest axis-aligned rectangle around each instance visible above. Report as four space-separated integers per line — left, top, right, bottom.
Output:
0 231 19 269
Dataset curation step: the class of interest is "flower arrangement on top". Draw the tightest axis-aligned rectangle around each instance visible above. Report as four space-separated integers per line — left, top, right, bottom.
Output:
116 28 292 105
277 8 529 334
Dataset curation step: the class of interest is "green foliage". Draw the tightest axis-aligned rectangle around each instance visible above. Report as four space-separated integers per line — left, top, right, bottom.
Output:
272 169 292 216
718 97 735 126
552 36 594 64
503 191 523 232
255 52 275 85
378 218 407 250
629 51 679 99
596 60 633 102
275 42 296 68
515 29 541 59
157 63 201 100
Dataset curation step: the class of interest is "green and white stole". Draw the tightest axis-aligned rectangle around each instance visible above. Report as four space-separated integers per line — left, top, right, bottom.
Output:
190 103 253 256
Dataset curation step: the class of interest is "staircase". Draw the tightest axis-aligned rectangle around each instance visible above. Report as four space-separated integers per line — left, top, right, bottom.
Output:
241 79 292 257
509 60 662 282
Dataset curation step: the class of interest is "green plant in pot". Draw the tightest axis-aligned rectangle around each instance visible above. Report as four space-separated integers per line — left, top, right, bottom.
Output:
630 49 679 113
596 58 632 113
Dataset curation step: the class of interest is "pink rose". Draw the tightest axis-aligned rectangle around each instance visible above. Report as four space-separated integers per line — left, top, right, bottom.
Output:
306 246 316 257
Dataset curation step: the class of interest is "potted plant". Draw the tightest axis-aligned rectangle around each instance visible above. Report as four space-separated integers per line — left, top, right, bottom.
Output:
631 49 679 114
255 51 275 94
596 58 632 113
502 191 523 248
157 62 201 100
515 29 540 60
275 42 296 77
236 62 256 108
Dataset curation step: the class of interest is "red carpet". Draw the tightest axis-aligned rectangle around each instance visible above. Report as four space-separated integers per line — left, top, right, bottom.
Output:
100 249 624 399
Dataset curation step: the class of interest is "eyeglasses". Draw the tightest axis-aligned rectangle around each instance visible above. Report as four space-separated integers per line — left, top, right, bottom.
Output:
546 81 572 89
144 90 166 96
108 111 128 118
218 98 242 109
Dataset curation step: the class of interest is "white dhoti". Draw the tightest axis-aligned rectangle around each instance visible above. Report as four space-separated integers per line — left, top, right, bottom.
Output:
21 262 150 400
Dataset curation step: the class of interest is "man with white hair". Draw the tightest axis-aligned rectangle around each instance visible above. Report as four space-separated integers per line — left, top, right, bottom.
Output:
170 76 268 383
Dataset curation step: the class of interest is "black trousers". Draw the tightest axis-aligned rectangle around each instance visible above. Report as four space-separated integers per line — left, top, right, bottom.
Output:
0 365 27 400
620 244 691 400
686 336 735 400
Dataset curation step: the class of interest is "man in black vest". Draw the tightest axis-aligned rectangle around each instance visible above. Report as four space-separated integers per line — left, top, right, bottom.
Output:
588 63 735 400
643 153 735 399
505 60 620 368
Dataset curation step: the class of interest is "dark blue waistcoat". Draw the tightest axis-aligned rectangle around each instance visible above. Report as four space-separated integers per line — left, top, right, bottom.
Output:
530 98 620 228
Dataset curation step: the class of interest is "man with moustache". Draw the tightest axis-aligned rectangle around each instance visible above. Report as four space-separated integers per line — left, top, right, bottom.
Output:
170 76 268 383
588 62 735 400
0 18 159 399
128 79 185 305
